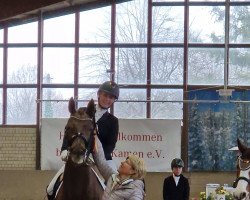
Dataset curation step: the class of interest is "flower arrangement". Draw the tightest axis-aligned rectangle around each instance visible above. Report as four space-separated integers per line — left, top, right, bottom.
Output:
199 191 206 200
199 186 234 200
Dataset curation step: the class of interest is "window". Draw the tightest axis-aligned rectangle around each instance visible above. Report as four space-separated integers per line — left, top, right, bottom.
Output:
188 48 224 85
116 1 148 43
43 48 74 84
115 48 147 84
80 7 111 43
151 89 183 119
229 48 250 85
7 88 37 124
0 29 3 43
0 0 250 126
44 14 75 43
7 48 37 84
42 88 74 118
8 22 37 43
152 6 184 43
79 48 110 84
189 6 225 43
114 89 146 118
151 48 183 84
0 48 2 84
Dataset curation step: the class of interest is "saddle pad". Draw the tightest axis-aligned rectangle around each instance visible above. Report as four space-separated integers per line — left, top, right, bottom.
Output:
91 166 106 190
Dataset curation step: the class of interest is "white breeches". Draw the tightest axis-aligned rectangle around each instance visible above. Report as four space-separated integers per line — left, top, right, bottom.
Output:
46 164 65 195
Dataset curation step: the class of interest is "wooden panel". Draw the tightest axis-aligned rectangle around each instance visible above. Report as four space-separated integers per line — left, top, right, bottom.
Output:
0 0 65 20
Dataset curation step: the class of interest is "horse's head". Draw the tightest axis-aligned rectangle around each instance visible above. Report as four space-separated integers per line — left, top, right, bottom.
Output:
233 138 250 200
64 97 96 165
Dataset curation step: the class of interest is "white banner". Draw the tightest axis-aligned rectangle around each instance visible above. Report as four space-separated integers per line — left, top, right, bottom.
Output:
41 118 181 172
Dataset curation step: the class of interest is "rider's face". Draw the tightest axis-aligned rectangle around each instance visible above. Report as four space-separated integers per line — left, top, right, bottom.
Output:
118 158 135 178
172 167 182 176
98 91 116 109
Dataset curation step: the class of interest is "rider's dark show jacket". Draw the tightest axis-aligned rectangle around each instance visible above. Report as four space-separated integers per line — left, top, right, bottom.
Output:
61 111 119 161
163 174 190 200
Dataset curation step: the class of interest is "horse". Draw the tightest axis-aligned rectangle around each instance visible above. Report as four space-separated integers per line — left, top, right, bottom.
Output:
233 138 250 200
55 97 104 200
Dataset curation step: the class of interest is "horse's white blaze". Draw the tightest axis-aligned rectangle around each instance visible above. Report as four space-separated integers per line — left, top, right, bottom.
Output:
70 154 84 164
234 169 250 200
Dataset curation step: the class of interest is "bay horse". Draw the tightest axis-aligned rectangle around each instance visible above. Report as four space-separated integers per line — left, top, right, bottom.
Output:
55 97 104 200
233 138 250 200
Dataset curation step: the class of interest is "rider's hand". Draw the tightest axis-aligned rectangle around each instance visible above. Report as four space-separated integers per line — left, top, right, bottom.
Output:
61 150 68 161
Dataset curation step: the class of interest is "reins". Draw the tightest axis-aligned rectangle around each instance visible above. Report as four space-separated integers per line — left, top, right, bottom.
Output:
233 176 250 188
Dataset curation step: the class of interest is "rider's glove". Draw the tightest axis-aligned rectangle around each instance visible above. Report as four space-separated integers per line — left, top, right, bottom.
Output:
60 150 68 161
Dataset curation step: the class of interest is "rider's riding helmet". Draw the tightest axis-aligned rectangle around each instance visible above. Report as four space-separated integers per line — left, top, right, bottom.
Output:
171 158 184 169
98 81 119 100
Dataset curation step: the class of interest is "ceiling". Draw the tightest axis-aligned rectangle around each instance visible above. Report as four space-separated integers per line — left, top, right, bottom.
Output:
0 0 128 27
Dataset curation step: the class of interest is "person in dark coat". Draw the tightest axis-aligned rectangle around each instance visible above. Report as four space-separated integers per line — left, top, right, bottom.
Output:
47 81 120 200
163 158 190 200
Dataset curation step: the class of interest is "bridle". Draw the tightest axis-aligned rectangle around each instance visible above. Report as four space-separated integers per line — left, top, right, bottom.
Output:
67 115 98 164
233 155 250 188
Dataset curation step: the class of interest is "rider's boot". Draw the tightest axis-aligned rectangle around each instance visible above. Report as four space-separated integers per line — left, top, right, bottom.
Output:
47 193 54 200
46 185 55 200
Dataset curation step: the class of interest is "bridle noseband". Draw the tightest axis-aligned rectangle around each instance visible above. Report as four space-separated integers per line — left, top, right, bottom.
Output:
68 115 98 164
233 155 250 188
238 155 250 171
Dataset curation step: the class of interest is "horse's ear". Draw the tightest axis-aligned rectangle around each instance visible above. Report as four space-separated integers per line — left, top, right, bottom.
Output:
86 99 95 118
68 97 76 114
237 138 247 153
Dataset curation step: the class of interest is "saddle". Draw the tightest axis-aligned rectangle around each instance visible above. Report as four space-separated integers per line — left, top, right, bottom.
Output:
53 163 105 199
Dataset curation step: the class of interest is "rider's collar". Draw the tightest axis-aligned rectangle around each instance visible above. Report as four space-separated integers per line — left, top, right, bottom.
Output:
96 104 108 112
95 104 108 122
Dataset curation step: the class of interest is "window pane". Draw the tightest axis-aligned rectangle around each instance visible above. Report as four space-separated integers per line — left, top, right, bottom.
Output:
116 0 147 43
152 6 184 43
188 48 224 85
152 48 183 84
43 48 74 84
153 0 184 2
0 89 2 124
189 6 225 43
115 48 147 84
189 0 224 1
0 48 2 84
8 22 38 43
229 48 250 85
114 89 146 118
80 7 111 43
79 48 110 84
230 6 250 43
78 88 98 107
7 88 36 124
44 14 75 43
8 48 37 84
0 29 3 43
151 89 183 119
230 0 250 1
42 88 74 118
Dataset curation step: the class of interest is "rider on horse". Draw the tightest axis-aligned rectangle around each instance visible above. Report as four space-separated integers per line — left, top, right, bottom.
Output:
46 81 120 200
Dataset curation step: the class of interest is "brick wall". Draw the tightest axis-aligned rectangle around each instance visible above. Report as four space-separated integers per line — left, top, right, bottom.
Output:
0 127 36 170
